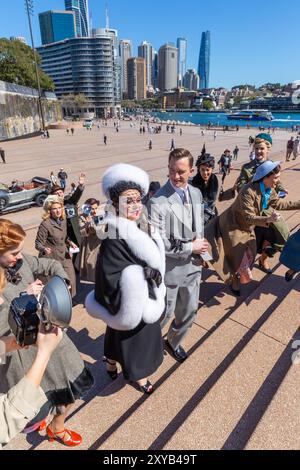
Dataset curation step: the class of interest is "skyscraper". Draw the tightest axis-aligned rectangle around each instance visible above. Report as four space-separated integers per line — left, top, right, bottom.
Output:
183 69 199 91
198 31 210 90
152 50 158 89
127 57 146 100
119 39 132 97
65 0 90 37
39 11 76 45
177 38 187 86
158 44 178 91
138 41 153 88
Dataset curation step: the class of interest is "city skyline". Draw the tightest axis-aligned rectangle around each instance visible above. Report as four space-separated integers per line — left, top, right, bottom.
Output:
1 0 300 89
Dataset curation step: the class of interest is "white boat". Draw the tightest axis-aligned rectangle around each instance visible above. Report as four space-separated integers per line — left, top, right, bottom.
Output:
227 109 274 121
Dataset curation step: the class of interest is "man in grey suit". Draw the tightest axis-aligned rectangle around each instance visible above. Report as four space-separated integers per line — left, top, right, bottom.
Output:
148 148 209 362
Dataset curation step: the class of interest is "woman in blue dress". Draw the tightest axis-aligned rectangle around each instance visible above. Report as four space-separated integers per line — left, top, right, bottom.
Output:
280 229 300 281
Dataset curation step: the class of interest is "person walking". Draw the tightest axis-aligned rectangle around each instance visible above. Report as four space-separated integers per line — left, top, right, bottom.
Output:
71 128 74 136
0 147 6 164
58 168 68 190
148 148 209 363
149 140 152 150
292 136 300 160
191 153 219 226
104 135 107 146
233 145 240 161
50 172 57 187
85 164 165 394
286 137 294 162
170 139 176 151
214 131 217 141
218 149 232 185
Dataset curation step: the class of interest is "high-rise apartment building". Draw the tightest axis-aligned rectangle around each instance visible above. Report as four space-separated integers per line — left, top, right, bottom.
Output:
127 57 146 100
39 10 76 45
119 39 132 97
177 38 187 86
138 41 153 88
183 69 200 91
92 28 122 107
158 44 178 91
65 0 90 37
37 37 118 117
198 31 210 90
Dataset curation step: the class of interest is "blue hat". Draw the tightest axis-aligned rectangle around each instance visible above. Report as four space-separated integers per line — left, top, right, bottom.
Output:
253 161 281 182
255 133 273 146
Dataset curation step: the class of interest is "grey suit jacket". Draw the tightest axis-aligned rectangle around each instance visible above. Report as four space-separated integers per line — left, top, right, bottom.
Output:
148 180 204 287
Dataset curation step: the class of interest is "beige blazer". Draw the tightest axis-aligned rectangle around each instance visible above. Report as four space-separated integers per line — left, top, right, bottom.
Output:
0 377 47 448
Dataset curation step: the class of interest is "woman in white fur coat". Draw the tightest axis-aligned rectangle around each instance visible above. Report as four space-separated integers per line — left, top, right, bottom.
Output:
85 164 166 394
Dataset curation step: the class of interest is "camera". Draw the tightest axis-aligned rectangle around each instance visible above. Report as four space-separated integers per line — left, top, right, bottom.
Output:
81 204 104 226
8 276 72 347
65 205 76 219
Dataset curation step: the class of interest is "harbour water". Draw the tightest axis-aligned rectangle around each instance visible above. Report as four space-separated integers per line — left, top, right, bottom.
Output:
151 111 300 129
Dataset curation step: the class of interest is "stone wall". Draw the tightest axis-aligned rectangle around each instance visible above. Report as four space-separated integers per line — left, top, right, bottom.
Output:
0 81 62 140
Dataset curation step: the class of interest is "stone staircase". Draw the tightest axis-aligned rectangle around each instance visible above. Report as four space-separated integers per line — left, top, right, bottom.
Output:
4 158 300 451
5 208 300 451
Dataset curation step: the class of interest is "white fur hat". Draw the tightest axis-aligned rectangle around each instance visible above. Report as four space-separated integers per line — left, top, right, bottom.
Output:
102 163 149 198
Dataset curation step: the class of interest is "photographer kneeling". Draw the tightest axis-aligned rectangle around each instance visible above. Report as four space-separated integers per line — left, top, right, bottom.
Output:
0 326 62 448
0 219 94 447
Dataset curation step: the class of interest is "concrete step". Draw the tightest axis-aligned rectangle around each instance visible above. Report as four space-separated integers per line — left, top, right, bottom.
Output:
6 255 299 451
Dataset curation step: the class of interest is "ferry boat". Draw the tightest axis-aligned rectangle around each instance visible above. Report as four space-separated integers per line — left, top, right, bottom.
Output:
227 109 274 121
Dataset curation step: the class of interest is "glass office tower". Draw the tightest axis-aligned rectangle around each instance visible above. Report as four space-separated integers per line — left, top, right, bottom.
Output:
65 0 90 37
39 10 76 45
177 38 187 87
198 31 210 90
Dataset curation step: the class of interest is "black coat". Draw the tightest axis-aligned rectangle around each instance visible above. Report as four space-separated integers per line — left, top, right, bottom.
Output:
191 173 219 223
64 184 84 246
86 216 166 381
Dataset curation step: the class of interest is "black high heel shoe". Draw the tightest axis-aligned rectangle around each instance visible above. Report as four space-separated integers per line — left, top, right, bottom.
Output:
103 357 118 380
285 270 297 282
263 246 277 258
139 380 154 395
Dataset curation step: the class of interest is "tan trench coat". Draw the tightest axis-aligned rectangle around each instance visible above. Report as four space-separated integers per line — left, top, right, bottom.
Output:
35 218 76 296
75 216 103 283
205 182 300 282
0 378 47 448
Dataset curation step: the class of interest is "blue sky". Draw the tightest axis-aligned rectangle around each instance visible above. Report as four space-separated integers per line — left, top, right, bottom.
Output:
1 0 300 88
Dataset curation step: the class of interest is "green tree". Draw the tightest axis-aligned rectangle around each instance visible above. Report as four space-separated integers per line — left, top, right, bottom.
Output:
74 93 89 108
0 38 54 91
202 99 214 111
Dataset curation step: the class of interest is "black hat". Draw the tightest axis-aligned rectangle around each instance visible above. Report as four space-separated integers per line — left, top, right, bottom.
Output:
149 181 161 193
50 184 64 194
196 153 215 168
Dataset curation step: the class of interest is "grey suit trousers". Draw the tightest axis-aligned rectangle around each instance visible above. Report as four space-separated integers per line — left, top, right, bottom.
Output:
161 278 201 350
